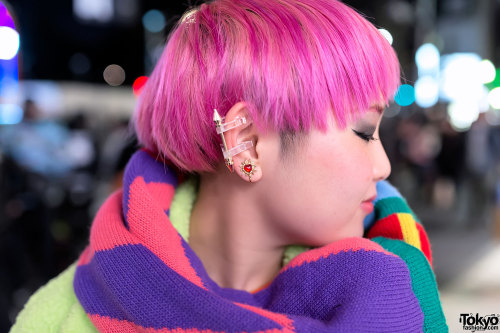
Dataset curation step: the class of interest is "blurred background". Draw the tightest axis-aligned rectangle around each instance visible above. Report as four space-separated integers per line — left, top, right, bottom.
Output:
1 0 500 331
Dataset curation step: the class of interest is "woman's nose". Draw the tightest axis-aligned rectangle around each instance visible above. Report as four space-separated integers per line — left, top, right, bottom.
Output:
372 140 391 181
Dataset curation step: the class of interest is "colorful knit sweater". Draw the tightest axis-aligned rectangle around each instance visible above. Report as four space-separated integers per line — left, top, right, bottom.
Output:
10 150 448 332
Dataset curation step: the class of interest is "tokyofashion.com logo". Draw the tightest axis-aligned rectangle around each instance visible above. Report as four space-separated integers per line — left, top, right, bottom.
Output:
460 313 500 331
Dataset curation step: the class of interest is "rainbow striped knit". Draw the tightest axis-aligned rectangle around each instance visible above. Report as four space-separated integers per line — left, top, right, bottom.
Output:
69 150 447 332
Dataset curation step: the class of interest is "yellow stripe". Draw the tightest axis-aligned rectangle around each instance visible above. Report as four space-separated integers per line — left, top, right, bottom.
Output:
397 213 422 250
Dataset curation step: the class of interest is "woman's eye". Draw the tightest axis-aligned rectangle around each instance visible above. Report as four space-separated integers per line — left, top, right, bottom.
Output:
352 129 378 142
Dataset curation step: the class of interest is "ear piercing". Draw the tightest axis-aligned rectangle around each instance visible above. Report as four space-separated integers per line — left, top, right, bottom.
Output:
213 109 253 173
240 159 257 182
213 109 257 181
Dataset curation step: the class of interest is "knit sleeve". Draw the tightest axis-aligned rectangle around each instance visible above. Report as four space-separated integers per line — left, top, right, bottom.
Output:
364 180 433 266
372 237 448 332
364 182 448 332
9 262 97 333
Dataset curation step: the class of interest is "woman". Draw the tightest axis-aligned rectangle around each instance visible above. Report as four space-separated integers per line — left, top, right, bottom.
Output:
11 0 448 332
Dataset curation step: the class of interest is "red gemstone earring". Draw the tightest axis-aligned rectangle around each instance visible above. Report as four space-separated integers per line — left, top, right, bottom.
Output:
240 159 257 182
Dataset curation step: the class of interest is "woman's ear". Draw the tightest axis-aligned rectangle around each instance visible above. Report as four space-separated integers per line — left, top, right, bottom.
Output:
223 102 263 183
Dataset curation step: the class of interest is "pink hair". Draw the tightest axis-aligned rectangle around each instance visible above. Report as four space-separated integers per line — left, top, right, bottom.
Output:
134 0 401 172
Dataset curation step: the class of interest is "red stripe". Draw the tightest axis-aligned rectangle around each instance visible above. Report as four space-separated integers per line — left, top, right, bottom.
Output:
415 223 433 267
366 214 404 240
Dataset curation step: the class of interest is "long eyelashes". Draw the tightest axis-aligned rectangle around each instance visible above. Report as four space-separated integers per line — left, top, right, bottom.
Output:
351 129 379 143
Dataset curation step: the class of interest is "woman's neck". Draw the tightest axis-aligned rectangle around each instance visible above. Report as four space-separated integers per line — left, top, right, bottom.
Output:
188 171 285 292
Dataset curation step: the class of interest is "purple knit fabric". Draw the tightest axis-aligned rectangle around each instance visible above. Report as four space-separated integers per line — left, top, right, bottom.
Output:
73 150 424 332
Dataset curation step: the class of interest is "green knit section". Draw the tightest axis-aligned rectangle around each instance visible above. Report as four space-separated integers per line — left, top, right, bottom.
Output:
59 302 97 332
9 263 96 333
375 196 420 222
373 237 448 333
170 176 199 240
282 244 310 266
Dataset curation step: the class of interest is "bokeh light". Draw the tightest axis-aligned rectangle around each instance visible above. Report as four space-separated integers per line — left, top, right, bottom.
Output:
69 53 91 75
440 53 483 103
488 87 500 109
478 86 490 113
73 0 113 23
478 60 496 84
0 104 23 125
447 101 479 131
415 43 440 75
378 28 393 45
485 109 500 126
485 67 500 90
386 0 414 25
103 64 126 86
142 9 166 33
0 26 20 60
394 84 415 106
133 76 148 96
415 76 439 108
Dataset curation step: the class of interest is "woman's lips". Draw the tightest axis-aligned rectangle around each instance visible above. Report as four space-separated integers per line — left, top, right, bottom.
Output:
360 200 374 213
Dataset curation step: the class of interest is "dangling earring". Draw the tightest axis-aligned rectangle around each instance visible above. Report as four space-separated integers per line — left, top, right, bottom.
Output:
240 159 257 182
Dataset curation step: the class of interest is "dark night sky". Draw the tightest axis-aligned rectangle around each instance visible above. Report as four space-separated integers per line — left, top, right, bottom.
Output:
5 0 500 85
6 0 193 84
6 0 403 85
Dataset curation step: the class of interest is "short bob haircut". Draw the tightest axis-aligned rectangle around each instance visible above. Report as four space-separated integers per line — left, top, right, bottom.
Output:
134 0 401 173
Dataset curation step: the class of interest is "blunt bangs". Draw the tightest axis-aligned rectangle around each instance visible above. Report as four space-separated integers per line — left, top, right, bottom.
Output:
134 0 401 172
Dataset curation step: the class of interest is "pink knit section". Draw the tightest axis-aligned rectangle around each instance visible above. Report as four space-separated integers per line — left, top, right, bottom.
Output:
77 246 94 266
90 313 284 332
145 182 175 212
281 237 398 273
235 302 295 333
89 314 139 332
127 176 205 289
88 190 142 253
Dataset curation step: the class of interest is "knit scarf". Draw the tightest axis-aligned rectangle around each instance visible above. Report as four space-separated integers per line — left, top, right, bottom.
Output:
73 150 425 332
